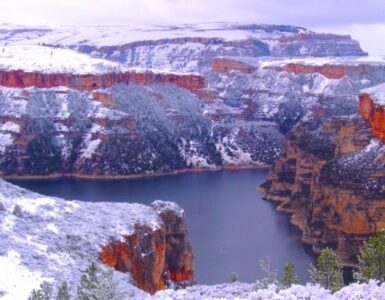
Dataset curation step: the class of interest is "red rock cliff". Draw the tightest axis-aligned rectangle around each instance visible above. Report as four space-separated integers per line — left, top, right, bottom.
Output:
0 70 206 92
100 201 194 294
359 93 385 142
212 58 256 74
260 112 385 265
269 63 374 79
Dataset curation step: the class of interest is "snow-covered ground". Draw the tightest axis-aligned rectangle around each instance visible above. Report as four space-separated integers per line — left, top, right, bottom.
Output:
152 281 385 299
0 45 124 74
0 44 198 75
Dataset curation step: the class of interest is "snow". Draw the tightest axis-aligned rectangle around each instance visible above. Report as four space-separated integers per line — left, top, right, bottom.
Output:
151 200 184 217
0 250 48 300
361 82 385 105
80 134 101 159
0 45 123 74
179 139 215 168
0 133 13 152
0 121 20 133
216 136 257 166
152 281 385 300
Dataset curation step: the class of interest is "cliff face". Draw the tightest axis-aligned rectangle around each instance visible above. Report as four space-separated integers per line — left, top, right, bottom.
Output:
273 33 367 57
272 63 375 79
0 70 206 92
100 201 194 294
358 91 385 142
212 58 256 74
260 111 385 264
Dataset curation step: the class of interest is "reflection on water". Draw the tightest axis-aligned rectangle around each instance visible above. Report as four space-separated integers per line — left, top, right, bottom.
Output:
10 170 314 284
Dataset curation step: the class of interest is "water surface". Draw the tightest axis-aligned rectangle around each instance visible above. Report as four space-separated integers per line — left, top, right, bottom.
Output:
11 170 314 284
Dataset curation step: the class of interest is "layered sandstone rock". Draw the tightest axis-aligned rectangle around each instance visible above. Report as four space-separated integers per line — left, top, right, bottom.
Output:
358 87 385 142
0 70 206 92
260 112 385 265
269 63 375 79
100 201 194 294
212 58 256 74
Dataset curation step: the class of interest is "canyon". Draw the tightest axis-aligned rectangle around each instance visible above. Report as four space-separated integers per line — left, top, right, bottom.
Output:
1 22 385 298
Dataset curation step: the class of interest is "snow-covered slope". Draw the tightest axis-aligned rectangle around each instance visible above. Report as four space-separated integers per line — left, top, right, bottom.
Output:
361 82 385 105
0 179 165 299
0 45 125 74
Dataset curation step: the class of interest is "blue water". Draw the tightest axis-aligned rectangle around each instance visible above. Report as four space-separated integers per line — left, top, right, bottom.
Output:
10 170 314 284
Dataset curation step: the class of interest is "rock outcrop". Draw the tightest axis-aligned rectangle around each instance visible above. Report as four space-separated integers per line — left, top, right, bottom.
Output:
358 84 385 142
100 201 194 294
0 70 206 92
271 63 375 79
260 102 385 265
211 58 257 74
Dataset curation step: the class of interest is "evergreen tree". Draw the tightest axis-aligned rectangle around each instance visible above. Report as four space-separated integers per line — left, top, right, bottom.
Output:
357 231 385 282
77 262 125 300
77 262 99 300
280 262 299 288
309 248 343 292
56 282 71 300
28 282 53 300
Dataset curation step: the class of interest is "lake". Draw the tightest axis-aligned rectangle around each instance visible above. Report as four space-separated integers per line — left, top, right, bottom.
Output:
10 170 314 285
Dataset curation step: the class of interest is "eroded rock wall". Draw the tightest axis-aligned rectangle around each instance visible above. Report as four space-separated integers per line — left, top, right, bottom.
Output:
0 70 206 92
260 113 385 265
100 201 194 294
358 93 385 142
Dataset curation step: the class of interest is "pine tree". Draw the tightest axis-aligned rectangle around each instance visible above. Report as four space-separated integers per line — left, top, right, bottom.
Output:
56 282 71 300
309 248 343 292
280 262 299 288
77 262 126 300
28 282 53 300
357 231 385 282
77 262 99 300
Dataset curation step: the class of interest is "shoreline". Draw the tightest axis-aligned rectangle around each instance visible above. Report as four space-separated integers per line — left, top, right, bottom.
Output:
3 164 271 181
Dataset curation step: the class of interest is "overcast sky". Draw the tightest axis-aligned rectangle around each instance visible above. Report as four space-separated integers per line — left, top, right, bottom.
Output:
1 0 384 55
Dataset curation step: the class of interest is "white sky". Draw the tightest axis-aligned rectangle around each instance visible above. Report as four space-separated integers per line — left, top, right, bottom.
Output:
0 0 384 55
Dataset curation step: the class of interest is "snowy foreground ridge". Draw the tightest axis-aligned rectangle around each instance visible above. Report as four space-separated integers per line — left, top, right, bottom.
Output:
0 180 385 299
